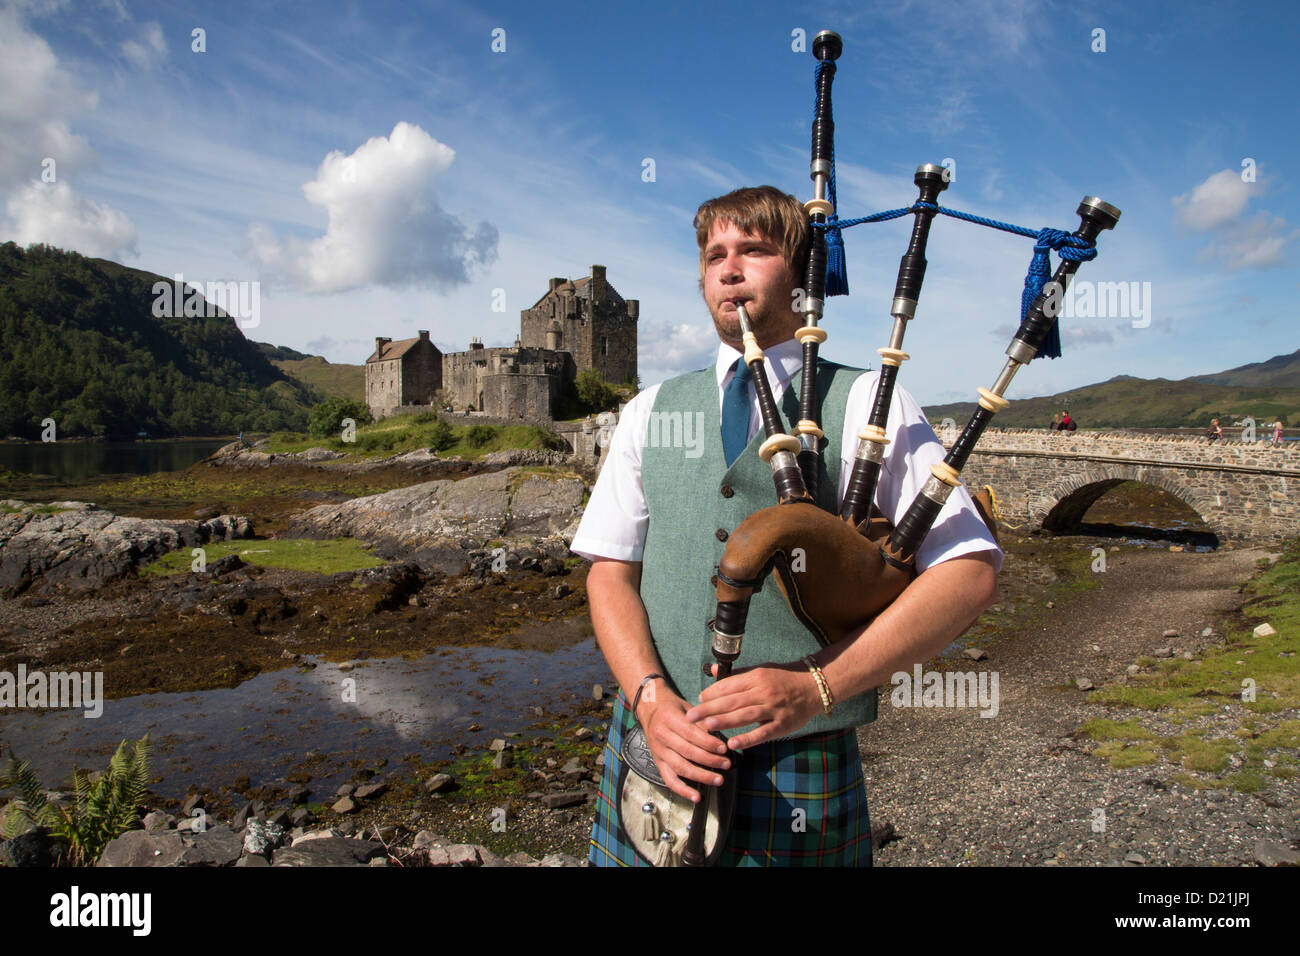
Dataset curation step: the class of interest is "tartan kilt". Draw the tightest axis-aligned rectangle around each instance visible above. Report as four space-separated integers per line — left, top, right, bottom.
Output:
588 692 872 867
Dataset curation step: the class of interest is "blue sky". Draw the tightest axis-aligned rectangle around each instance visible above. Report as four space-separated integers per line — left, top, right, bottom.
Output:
2 0 1296 407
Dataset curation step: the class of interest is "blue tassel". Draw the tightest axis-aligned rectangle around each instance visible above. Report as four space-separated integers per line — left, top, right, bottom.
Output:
1023 231 1062 361
824 219 848 297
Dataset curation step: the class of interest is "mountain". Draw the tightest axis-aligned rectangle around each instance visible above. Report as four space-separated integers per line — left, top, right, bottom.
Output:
1185 349 1300 388
923 351 1300 428
0 242 324 439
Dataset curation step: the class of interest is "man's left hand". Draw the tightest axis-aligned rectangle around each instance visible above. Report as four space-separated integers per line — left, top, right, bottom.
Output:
686 661 823 750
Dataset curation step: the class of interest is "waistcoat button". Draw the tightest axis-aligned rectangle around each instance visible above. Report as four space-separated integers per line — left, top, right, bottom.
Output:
720 484 734 498
715 528 728 542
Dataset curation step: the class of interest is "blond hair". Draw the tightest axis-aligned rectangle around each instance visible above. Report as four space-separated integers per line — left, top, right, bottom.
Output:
694 186 810 284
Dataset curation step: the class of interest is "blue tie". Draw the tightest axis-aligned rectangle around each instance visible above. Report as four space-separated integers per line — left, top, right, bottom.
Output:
721 358 753 467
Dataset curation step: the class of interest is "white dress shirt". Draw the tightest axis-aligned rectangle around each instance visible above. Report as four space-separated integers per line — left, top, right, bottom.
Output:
570 339 1003 575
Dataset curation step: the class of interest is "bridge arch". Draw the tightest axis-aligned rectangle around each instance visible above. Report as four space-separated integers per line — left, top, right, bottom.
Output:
1034 467 1213 534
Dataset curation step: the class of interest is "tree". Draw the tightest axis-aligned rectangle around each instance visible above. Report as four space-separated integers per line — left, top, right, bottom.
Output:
308 397 371 438
575 368 617 412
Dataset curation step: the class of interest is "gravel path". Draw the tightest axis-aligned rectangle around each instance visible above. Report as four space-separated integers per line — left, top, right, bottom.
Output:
863 542 1300 867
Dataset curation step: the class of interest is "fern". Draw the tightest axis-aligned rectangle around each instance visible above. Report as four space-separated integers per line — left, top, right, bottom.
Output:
1 735 152 865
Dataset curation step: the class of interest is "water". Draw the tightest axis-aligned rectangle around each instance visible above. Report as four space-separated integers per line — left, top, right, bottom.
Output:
0 439 229 482
0 619 613 799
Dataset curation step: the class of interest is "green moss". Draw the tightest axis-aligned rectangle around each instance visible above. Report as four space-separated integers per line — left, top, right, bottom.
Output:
137 536 388 577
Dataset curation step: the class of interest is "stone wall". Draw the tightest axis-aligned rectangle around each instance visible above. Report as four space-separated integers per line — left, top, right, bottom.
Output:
954 428 1300 544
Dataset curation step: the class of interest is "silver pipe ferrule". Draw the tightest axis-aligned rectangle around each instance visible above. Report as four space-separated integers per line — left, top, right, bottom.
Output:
712 631 743 657
920 474 956 506
890 297 917 320
991 359 1020 396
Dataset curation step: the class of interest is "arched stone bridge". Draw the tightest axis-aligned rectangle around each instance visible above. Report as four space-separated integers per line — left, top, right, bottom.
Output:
949 429 1299 544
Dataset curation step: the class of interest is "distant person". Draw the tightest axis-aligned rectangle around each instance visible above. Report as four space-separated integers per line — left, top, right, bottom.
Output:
1273 420 1285 447
1050 412 1061 431
1206 418 1222 444
1060 410 1076 432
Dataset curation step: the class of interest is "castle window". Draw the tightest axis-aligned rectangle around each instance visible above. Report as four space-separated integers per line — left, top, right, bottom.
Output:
602 336 608 356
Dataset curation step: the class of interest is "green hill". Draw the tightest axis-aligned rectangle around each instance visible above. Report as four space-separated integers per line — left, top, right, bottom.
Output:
0 242 324 439
923 352 1300 428
268 353 365 403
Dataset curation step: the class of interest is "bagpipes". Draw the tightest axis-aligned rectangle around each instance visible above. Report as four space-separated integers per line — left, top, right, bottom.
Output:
621 29 1120 867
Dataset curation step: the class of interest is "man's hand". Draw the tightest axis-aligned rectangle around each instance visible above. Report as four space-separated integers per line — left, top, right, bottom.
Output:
639 690 732 804
686 661 823 751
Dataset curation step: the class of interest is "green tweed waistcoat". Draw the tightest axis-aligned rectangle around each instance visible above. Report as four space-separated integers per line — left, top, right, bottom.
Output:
639 358 877 738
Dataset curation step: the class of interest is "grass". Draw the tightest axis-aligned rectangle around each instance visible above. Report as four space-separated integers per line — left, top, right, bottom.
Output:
1077 536 1300 790
258 417 564 462
136 536 389 576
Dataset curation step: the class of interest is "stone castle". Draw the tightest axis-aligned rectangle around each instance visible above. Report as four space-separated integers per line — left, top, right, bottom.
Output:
365 265 637 422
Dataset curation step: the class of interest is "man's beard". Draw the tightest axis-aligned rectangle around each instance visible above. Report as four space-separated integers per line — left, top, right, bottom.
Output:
710 297 796 348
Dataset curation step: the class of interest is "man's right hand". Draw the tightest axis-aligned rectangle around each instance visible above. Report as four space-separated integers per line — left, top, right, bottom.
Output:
637 691 732 803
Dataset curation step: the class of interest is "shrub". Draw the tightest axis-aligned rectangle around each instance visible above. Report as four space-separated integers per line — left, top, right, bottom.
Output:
308 397 371 439
2 735 152 866
428 417 456 452
466 424 495 447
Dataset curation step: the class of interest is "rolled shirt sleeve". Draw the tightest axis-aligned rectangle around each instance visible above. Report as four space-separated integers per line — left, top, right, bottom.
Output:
568 385 659 563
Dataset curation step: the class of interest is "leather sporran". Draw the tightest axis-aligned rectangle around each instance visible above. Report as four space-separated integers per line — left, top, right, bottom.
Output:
615 720 737 866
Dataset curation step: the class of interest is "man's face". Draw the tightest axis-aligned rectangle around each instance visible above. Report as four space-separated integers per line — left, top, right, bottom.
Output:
701 221 799 349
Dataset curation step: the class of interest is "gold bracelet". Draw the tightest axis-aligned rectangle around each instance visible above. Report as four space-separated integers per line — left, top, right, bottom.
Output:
802 654 834 717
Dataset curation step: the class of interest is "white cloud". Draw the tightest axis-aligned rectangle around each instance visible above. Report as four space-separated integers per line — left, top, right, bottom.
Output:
0 5 98 188
1171 168 1253 232
1196 215 1293 271
244 122 498 294
0 6 137 258
5 180 138 258
121 21 168 70
637 321 717 382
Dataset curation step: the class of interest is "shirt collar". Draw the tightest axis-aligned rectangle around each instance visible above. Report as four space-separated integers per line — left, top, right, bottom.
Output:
714 337 804 391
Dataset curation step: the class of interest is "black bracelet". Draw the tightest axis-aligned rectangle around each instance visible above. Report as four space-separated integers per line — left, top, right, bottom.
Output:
631 673 663 724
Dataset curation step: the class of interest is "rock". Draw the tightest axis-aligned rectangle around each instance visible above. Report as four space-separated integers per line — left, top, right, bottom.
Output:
492 750 513 770
542 791 587 809
232 802 253 829
1153 647 1174 658
178 824 243 866
331 797 358 815
1162 629 1179 638
870 819 896 850
574 726 594 741
537 852 584 867
1201 626 1214 637
488 738 508 752
142 811 172 832
1075 678 1094 691
1253 623 1277 638
290 808 313 827
1045 601 1054 609
268 809 292 830
0 503 253 597
181 793 205 816
354 782 388 801
424 773 457 794
1182 651 1194 660
592 684 604 700
553 583 572 599
287 785 310 805
243 819 289 856
448 844 481 866
234 853 270 867
1124 851 1146 865
1253 840 1300 867
505 851 538 866
1126 664 1141 676
961 647 987 661
96 830 185 867
4 827 55 867
335 783 356 798
272 837 384 867
412 831 439 850
291 828 345 846
427 847 452 866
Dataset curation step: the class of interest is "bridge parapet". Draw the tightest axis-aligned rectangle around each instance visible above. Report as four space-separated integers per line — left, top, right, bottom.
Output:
946 427 1299 470
943 428 1298 544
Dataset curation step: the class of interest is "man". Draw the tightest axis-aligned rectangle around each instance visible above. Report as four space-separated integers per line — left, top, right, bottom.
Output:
570 186 1001 866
